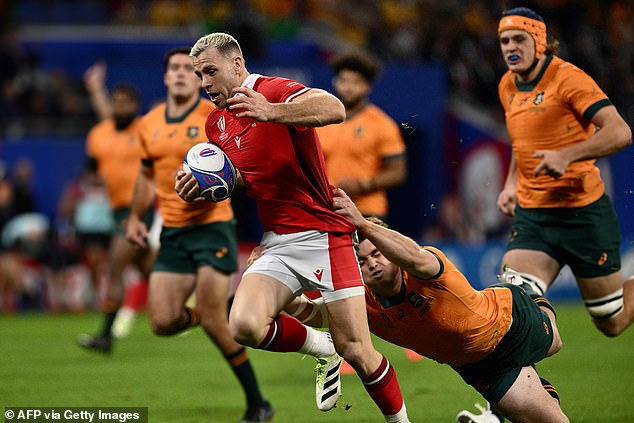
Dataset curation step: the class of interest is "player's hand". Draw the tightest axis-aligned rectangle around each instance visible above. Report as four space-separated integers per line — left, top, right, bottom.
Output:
332 187 365 227
125 216 148 249
84 61 107 93
246 245 265 267
227 86 273 121
497 188 517 217
175 168 205 203
532 149 570 179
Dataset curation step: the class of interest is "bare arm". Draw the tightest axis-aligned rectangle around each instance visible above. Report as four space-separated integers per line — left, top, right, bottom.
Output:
227 87 345 127
126 164 156 248
339 155 407 196
84 61 112 121
533 106 632 178
332 187 439 279
497 151 518 217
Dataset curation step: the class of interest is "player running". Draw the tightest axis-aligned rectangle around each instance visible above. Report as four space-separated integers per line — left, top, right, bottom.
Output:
176 32 411 422
126 47 272 422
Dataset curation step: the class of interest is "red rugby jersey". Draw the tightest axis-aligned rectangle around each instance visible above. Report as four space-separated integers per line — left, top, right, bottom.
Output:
205 74 354 234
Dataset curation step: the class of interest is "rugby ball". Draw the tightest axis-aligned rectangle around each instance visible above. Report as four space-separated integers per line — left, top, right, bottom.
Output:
183 142 236 202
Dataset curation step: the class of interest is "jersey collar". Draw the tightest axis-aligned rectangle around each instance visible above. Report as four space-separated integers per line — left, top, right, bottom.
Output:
514 54 554 92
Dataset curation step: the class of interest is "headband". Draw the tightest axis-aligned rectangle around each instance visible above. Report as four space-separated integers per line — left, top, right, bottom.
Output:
498 15 547 59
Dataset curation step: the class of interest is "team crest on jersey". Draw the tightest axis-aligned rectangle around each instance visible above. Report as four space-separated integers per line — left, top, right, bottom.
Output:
533 92 544 105
187 126 199 138
408 291 424 308
408 291 433 317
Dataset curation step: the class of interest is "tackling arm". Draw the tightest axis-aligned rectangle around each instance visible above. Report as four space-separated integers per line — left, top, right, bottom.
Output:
333 187 440 279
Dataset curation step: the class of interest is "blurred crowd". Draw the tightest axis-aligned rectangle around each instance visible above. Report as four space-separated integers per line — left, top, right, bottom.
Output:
0 0 632 312
0 153 150 314
1 0 632 136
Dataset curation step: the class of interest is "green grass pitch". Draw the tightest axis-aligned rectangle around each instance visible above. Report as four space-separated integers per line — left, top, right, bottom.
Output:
1 303 632 422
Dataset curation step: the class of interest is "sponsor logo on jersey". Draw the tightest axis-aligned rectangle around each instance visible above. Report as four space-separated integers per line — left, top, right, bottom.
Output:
313 268 324 282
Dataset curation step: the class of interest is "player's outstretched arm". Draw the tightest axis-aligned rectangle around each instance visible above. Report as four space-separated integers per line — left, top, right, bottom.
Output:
84 61 112 121
333 188 439 279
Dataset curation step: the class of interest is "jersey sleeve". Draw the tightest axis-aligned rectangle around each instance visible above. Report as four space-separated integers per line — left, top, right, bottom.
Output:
137 119 151 162
378 115 406 159
559 65 610 121
256 77 310 104
497 72 514 113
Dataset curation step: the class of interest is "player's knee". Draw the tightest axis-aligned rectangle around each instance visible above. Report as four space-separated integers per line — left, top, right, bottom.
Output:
585 288 625 337
594 319 626 338
550 334 563 355
228 311 261 347
150 314 178 336
334 341 367 369
199 307 229 334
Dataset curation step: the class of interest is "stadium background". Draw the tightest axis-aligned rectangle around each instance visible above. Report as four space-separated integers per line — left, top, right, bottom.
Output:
0 1 633 423
2 0 632 301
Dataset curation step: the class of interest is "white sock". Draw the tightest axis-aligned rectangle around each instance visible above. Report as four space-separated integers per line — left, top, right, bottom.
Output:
298 327 335 358
385 403 409 423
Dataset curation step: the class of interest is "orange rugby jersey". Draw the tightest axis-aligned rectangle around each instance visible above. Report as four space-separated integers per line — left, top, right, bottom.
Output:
138 99 233 227
86 118 142 209
365 247 513 368
498 55 611 208
316 104 405 216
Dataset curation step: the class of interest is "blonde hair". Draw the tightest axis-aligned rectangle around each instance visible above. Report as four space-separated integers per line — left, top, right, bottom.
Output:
190 32 243 59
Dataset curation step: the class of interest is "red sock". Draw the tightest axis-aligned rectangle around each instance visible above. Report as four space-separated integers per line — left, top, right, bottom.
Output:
123 280 148 310
257 314 307 352
361 356 404 416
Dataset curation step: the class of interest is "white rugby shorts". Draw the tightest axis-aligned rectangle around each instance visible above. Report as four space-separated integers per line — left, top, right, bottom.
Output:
243 230 364 303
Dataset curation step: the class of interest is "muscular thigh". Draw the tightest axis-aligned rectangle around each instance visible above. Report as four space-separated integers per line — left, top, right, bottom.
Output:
109 235 142 272
148 271 195 320
195 265 232 315
497 366 564 422
501 249 560 285
326 295 373 346
230 272 296 328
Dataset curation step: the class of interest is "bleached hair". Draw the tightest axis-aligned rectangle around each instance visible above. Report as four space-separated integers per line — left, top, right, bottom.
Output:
190 33 243 59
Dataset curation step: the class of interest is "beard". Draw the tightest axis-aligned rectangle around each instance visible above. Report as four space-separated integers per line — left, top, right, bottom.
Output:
114 114 136 130
341 95 366 111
